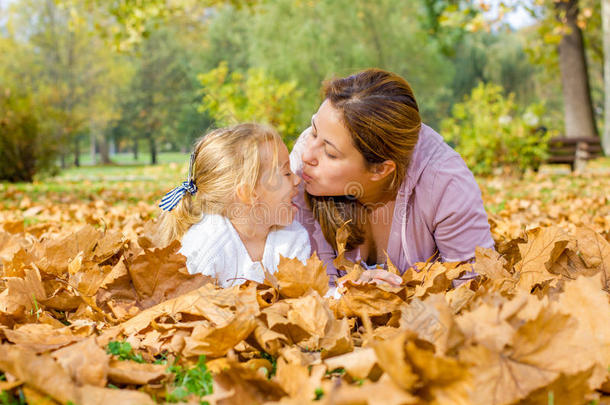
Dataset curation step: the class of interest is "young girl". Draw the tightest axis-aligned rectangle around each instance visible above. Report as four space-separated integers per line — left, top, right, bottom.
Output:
158 123 310 287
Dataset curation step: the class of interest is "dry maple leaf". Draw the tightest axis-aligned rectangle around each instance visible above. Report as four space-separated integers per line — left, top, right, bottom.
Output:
275 253 329 298
515 226 569 291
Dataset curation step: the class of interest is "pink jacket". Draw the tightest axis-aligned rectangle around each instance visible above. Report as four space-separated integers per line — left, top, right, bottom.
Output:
289 123 494 282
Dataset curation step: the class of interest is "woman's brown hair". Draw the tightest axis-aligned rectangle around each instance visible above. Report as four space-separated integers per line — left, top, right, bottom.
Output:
305 69 422 252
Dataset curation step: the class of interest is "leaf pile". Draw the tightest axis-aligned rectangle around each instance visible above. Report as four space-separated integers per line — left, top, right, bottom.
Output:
0 170 608 404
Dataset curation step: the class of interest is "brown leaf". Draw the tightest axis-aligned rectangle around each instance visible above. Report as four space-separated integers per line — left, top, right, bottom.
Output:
107 360 166 385
119 282 243 336
91 230 124 263
515 226 568 291
399 295 463 355
320 317 353 359
4 324 83 353
519 367 596 405
316 373 419 405
413 262 468 298
35 225 101 276
212 360 286 404
334 281 405 318
0 344 78 404
285 291 332 339
373 331 418 391
0 231 29 265
182 301 258 358
128 240 212 308
21 386 61 405
0 267 46 318
474 247 515 293
51 337 109 387
275 253 329 298
459 308 601 404
75 384 156 405
551 275 610 369
275 358 325 400
323 347 379 380
575 226 610 291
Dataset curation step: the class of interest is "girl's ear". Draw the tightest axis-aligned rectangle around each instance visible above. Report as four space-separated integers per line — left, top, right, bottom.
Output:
370 160 396 182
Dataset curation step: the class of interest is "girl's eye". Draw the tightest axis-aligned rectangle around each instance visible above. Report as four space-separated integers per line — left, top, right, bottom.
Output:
284 172 292 177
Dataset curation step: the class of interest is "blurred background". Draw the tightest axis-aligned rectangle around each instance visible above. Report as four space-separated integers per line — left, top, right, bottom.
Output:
0 0 606 182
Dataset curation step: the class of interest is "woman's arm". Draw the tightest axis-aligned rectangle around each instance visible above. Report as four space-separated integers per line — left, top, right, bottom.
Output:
430 154 495 262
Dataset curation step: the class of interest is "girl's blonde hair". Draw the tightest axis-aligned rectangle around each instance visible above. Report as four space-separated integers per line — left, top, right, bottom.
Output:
158 123 281 245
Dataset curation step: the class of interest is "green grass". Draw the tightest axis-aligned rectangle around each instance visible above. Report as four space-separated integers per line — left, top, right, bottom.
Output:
166 355 213 404
76 152 189 166
106 341 145 363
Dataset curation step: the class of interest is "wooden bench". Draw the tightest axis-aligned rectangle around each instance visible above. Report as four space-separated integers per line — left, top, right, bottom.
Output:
547 136 603 171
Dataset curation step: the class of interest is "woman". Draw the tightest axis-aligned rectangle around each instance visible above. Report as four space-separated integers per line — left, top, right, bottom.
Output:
289 68 494 286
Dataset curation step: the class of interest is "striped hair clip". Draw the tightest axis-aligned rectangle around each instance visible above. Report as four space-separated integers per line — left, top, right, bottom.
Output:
159 152 198 212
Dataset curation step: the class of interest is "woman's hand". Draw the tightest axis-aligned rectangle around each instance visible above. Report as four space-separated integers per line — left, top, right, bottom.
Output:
355 269 402 286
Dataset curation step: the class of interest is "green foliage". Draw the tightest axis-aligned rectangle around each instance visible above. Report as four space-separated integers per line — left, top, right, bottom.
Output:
313 387 324 400
199 62 303 146
0 88 59 182
260 351 277 378
0 390 26 405
166 355 213 404
203 0 455 128
106 340 145 363
441 82 551 175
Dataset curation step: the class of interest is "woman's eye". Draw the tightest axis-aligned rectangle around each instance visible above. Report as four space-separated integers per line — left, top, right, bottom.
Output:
284 172 292 177
325 150 336 159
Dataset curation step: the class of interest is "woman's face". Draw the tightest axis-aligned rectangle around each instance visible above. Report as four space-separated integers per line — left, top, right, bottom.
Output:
301 100 373 198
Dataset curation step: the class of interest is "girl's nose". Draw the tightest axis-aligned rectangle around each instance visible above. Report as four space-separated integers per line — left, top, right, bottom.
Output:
293 173 301 186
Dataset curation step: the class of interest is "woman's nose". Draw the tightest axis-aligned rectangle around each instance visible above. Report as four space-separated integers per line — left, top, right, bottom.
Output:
302 134 318 167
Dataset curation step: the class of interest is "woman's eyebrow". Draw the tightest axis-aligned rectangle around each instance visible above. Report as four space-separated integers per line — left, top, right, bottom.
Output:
311 116 317 132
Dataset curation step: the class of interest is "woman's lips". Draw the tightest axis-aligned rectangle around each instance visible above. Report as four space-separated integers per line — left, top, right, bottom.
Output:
301 171 313 182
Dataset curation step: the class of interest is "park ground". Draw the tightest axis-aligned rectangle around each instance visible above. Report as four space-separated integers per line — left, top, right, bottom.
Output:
0 155 608 404
1 154 608 239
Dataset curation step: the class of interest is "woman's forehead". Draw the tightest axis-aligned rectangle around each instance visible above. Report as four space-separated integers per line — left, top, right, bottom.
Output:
314 100 356 154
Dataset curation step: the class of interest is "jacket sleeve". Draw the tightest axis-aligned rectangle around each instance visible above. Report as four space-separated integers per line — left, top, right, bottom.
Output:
429 154 495 263
290 127 341 284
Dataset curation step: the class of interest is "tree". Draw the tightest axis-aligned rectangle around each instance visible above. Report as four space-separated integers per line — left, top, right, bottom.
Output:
117 26 199 164
554 0 598 141
3 0 129 167
443 1 600 149
601 0 610 156
0 88 59 182
199 62 303 145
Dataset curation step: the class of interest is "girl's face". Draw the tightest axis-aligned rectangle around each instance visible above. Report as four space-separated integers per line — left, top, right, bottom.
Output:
300 100 373 199
254 141 301 227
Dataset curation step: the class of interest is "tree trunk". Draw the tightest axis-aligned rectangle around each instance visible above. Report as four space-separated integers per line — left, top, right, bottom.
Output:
603 0 610 155
90 128 97 165
133 138 139 160
73 136 80 167
556 0 598 141
99 134 111 164
148 134 157 165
